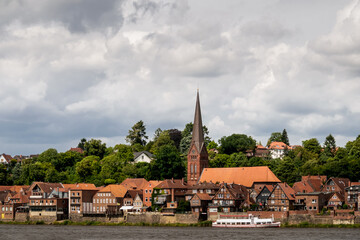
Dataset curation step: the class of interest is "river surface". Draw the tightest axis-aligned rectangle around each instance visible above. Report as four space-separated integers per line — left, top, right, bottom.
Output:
0 225 359 240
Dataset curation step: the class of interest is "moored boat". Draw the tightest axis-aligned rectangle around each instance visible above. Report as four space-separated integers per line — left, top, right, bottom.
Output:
212 214 281 228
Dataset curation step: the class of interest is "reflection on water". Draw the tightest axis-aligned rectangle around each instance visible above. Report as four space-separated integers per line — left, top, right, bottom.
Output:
0 225 359 240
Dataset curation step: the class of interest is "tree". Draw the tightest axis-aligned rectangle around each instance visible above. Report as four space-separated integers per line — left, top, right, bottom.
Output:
267 132 282 146
150 144 185 180
84 139 107 159
126 120 148 146
151 131 175 154
302 138 322 155
76 156 101 182
168 129 182 150
323 134 336 157
77 138 87 150
219 134 256 155
207 141 218 150
281 129 290 145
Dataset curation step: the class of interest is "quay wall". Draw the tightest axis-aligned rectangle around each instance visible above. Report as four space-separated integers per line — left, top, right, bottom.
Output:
126 213 198 224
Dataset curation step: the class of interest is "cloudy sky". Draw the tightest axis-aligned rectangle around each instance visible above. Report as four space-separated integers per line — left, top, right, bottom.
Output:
1 0 360 155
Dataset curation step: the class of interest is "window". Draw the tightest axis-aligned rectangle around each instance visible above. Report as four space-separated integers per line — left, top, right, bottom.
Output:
145 197 148 202
192 189 197 194
149 190 152 193
77 192 80 196
281 200 285 204
312 199 316 203
145 190 148 193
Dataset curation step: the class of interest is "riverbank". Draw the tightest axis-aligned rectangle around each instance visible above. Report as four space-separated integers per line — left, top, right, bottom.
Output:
0 220 213 227
2 220 360 228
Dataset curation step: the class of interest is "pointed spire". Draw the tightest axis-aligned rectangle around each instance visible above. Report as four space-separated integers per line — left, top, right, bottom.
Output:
192 89 205 152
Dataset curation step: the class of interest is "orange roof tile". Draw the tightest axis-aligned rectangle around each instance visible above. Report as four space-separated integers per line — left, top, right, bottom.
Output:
199 166 280 188
120 178 149 190
62 183 97 190
154 179 187 189
269 142 290 150
194 193 212 201
98 184 128 198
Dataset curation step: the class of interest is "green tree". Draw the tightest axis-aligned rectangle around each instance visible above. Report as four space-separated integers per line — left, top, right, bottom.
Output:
76 156 101 182
281 129 290 145
323 134 336 157
168 129 182 150
151 131 175 154
84 139 107 159
180 122 211 154
77 138 87 150
150 144 185 180
303 138 322 155
267 132 282 146
219 134 256 155
126 120 148 146
209 154 230 168
207 140 218 150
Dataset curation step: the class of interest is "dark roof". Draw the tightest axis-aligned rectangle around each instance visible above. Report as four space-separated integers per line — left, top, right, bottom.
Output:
276 183 296 201
194 193 212 201
155 179 187 189
134 151 154 159
190 181 220 190
69 148 84 154
29 182 63 194
190 90 205 153
127 189 143 199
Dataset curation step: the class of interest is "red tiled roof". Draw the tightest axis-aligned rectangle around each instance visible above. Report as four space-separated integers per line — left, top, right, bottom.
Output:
29 182 63 194
199 166 281 188
154 179 187 189
98 184 128 198
62 183 97 190
194 193 212 201
121 178 149 190
1 154 13 163
269 142 291 150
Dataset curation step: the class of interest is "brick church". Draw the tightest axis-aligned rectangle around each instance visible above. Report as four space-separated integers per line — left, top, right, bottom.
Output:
187 90 209 186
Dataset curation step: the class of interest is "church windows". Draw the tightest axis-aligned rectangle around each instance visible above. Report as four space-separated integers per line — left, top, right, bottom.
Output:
191 164 193 174
194 164 197 173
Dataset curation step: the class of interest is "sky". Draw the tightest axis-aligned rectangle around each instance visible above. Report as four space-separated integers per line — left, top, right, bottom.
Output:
1 0 360 155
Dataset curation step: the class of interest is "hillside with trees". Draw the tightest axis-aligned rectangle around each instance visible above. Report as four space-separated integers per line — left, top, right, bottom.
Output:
1 122 360 186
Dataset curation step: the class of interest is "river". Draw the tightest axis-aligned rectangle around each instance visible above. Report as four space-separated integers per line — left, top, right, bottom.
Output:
0 225 358 240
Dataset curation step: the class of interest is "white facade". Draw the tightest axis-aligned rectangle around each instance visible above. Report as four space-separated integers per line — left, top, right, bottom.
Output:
134 152 152 163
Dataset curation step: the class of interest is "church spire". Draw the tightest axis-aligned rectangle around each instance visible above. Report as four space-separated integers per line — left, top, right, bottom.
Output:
192 89 205 152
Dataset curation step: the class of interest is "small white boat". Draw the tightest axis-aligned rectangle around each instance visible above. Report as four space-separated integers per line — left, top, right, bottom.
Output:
212 214 281 228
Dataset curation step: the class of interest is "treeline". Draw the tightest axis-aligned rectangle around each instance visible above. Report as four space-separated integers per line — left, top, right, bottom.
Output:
1 121 360 186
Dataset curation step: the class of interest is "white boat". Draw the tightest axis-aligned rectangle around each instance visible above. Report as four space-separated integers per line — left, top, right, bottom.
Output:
212 214 281 228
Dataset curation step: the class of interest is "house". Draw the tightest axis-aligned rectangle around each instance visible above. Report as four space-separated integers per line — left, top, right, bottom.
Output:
199 166 281 188
0 154 13 164
293 176 326 194
207 183 250 214
267 183 296 211
27 182 68 221
268 142 291 159
0 191 15 221
122 189 143 212
327 192 345 209
133 193 144 212
345 184 360 210
133 151 153 163
190 193 212 217
254 145 270 158
186 181 220 201
256 185 274 210
64 183 98 218
92 184 127 215
321 177 350 195
152 179 188 211
143 180 162 208
294 192 332 213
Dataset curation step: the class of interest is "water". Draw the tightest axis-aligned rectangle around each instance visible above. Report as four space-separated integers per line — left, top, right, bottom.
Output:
0 225 358 240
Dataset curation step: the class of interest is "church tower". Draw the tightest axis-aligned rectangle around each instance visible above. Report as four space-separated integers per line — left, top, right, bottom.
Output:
187 90 209 186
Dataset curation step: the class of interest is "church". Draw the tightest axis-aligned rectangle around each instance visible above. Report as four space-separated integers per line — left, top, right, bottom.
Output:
186 91 280 187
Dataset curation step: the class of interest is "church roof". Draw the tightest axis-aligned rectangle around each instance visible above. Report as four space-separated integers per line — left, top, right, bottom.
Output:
199 166 281 188
191 90 205 153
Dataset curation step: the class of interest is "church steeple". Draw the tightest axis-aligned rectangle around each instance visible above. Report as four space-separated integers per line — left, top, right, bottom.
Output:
192 89 205 153
187 90 209 186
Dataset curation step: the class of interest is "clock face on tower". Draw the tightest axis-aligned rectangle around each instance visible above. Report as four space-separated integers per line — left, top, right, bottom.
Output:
192 149 195 154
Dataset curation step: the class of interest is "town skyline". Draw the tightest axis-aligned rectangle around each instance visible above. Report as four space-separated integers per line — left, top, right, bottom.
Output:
1 0 360 155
